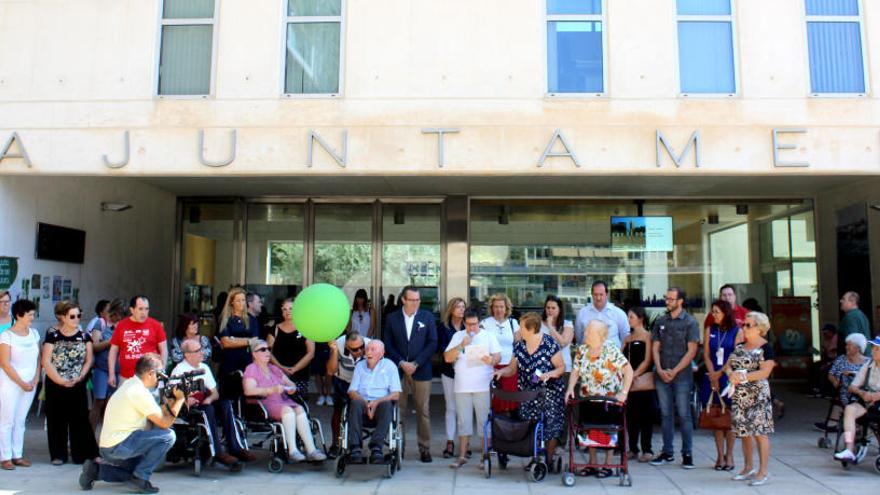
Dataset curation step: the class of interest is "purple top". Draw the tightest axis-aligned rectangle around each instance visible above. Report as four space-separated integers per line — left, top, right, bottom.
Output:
243 362 299 420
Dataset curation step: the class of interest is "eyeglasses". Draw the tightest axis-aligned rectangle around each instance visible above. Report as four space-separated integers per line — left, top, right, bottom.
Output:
184 347 204 354
0 300 11 305
68 314 82 319
254 347 270 353
405 298 421 303
743 323 756 328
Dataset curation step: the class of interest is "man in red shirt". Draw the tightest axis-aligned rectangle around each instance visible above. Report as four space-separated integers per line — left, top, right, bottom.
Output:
703 284 748 330
107 296 167 387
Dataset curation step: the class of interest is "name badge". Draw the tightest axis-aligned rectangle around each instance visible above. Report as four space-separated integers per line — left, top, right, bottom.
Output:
716 346 725 367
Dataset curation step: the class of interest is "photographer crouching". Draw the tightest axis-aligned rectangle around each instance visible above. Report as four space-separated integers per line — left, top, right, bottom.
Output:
78 353 182 494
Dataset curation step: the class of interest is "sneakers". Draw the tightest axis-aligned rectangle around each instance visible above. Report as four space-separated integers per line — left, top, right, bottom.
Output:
650 453 675 466
682 454 694 469
316 395 326 406
288 450 306 462
124 476 159 494
306 450 327 462
834 449 856 461
325 395 334 407
350 449 364 463
78 459 99 490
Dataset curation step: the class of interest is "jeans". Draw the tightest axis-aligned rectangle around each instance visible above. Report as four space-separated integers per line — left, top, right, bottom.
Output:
655 372 693 456
99 428 175 482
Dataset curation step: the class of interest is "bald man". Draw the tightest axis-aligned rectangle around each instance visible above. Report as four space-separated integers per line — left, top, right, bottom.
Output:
347 341 401 464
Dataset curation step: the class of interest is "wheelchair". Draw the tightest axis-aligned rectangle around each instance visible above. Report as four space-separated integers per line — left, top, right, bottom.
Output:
165 407 215 476
833 404 880 473
333 400 402 479
817 396 844 449
235 393 327 473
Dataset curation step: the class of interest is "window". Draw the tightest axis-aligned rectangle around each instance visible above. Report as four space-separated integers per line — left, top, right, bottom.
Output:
676 0 736 95
805 0 865 94
284 0 343 95
546 0 605 95
158 0 217 96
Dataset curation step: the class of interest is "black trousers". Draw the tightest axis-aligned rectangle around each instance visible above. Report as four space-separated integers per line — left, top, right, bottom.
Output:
347 400 393 453
45 379 99 463
626 390 655 455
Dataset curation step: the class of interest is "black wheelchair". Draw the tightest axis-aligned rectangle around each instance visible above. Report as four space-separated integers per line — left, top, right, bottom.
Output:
833 403 880 473
165 407 216 476
333 400 402 479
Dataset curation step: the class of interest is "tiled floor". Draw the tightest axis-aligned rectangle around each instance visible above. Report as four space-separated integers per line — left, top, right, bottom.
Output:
1 382 877 494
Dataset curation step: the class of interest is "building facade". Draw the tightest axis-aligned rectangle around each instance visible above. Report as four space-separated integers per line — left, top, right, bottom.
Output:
1 0 879 374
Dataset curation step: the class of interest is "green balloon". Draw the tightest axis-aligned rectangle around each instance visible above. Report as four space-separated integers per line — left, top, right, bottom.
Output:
292 283 350 343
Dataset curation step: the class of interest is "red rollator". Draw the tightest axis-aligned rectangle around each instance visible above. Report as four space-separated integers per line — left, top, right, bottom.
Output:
563 396 631 487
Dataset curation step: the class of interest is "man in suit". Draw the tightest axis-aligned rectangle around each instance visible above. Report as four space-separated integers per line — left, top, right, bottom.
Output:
382 285 438 462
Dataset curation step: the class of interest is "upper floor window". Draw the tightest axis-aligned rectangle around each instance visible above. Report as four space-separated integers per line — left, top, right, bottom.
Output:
284 0 343 96
805 0 865 94
676 0 736 95
546 0 605 95
158 0 217 96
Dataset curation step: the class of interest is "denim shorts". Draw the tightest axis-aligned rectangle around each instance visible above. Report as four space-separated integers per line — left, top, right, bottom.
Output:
91 368 117 400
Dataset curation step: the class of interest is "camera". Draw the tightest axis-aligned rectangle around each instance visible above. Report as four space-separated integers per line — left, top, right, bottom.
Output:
157 368 206 401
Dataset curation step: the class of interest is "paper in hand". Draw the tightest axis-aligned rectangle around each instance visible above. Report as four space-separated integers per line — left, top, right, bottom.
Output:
465 344 488 367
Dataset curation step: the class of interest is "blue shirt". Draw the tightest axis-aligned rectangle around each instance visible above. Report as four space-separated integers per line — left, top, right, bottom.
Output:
575 303 630 348
348 358 402 402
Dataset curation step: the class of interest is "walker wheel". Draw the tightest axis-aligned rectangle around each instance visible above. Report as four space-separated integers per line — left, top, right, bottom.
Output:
818 437 831 449
619 472 632 487
562 471 576 487
484 456 492 479
334 456 346 478
268 456 284 473
528 462 548 482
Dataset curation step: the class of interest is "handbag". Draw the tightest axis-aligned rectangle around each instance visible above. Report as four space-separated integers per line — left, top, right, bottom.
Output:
698 390 732 430
630 371 655 392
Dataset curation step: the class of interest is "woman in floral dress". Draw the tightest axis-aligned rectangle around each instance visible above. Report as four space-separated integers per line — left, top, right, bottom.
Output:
724 311 776 487
565 319 633 477
42 302 98 465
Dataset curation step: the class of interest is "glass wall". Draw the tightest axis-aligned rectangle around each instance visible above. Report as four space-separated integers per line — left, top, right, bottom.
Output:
313 203 374 301
469 201 817 336
381 204 442 319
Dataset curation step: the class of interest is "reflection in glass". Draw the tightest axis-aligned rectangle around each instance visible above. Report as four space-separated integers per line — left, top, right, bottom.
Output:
314 204 372 301
285 22 341 94
547 21 603 93
159 25 213 96
245 204 305 321
381 204 442 318
181 203 236 319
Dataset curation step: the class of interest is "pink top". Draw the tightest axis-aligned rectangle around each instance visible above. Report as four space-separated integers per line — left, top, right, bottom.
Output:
243 363 299 420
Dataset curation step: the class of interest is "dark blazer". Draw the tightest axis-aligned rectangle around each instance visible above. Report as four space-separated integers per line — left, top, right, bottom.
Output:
383 308 437 381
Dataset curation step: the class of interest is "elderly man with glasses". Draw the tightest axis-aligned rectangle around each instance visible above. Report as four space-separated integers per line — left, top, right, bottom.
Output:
326 331 370 457
169 339 243 471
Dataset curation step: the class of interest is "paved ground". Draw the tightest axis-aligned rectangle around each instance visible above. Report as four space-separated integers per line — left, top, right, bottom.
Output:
0 382 878 494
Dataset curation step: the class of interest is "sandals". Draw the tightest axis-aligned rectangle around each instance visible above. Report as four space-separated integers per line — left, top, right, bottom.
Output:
596 468 613 478
714 460 724 471
442 442 455 459
449 457 467 469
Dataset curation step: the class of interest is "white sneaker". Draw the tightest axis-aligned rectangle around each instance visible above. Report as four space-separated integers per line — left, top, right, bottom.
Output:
316 395 326 406
306 450 327 462
834 449 856 461
289 450 306 462
325 395 334 407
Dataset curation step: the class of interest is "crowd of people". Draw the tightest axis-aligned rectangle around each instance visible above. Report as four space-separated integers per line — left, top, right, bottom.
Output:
0 283 877 493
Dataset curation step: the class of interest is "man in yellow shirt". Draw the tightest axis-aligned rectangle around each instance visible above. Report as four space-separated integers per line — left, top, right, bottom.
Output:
79 353 184 494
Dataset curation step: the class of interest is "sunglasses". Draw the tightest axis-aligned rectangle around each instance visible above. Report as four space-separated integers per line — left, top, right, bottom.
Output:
254 347 270 353
346 345 365 353
68 314 82 319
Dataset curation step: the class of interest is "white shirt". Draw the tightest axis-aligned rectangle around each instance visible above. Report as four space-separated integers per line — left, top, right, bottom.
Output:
333 334 372 382
0 327 41 385
541 320 573 372
480 316 518 365
575 303 630 349
445 330 501 393
403 310 416 340
170 360 217 392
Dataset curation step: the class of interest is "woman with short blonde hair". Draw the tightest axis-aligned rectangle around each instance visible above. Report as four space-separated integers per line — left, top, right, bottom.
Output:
481 293 519 411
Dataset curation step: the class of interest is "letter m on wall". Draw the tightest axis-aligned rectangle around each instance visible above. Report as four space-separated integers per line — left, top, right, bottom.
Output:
656 130 701 168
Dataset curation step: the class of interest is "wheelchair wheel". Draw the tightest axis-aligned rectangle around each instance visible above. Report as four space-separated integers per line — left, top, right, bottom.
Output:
334 456 346 478
498 453 508 469
483 455 492 479
268 456 284 474
562 471 575 487
528 461 548 482
873 456 880 474
395 434 404 471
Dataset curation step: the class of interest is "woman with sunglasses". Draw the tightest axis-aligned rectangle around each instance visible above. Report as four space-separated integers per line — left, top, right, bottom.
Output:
42 302 98 465
243 339 326 462
267 298 314 395
0 291 13 334
0 299 41 470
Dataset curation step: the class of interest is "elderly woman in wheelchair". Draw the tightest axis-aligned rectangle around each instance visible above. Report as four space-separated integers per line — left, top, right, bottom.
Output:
834 337 880 467
243 339 326 463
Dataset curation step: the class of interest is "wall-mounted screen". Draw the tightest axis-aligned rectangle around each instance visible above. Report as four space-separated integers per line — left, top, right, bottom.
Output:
610 216 673 252
35 222 86 264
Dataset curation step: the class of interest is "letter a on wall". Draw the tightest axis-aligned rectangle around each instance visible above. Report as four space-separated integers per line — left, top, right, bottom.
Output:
0 132 33 167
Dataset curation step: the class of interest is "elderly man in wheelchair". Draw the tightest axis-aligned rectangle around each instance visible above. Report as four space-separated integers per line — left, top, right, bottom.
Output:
833 336 880 469
166 339 243 472
346 340 401 465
